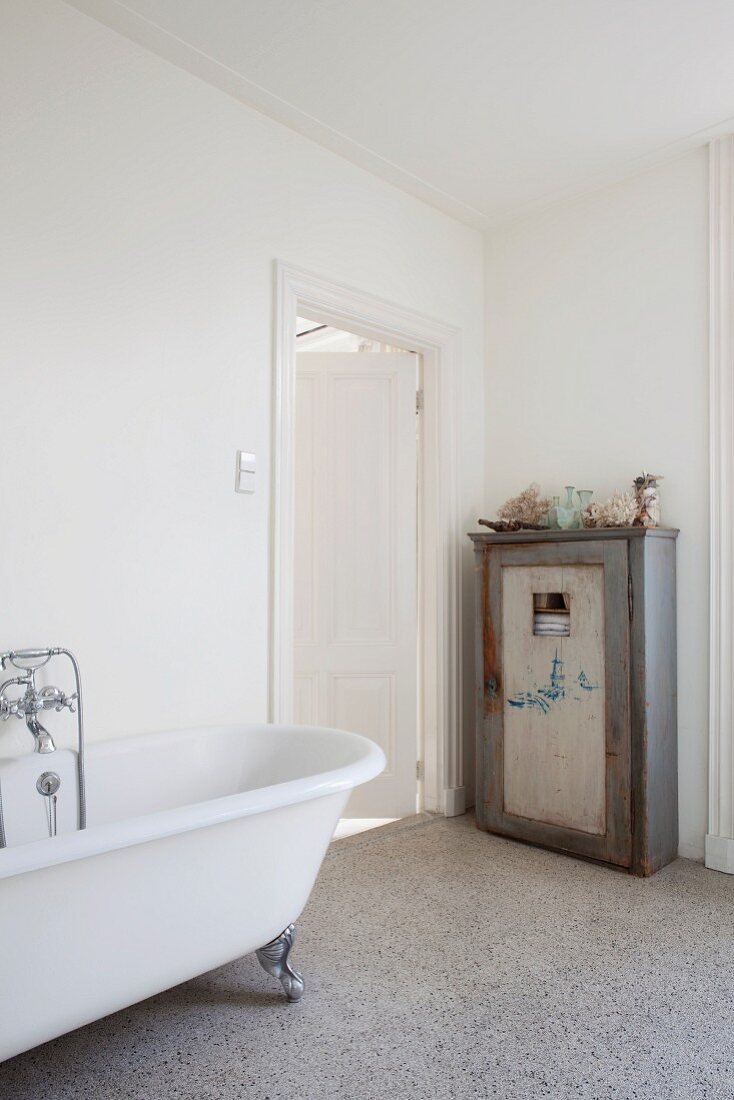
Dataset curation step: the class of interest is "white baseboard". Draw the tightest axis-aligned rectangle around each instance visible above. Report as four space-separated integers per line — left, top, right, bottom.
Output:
444 786 466 817
705 833 734 873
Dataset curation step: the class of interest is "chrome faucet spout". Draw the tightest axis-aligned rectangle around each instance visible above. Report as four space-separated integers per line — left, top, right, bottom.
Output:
25 714 56 754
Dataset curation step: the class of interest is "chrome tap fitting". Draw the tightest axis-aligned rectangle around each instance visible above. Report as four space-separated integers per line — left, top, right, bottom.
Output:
0 647 87 840
0 667 77 754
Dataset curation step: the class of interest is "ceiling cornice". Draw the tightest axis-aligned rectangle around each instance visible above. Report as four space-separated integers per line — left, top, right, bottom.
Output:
63 0 491 230
63 0 734 235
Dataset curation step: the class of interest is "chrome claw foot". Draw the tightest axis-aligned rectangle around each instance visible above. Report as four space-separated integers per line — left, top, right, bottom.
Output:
256 923 305 1002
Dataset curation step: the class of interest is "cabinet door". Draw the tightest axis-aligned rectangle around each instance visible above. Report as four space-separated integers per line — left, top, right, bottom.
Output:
478 540 631 866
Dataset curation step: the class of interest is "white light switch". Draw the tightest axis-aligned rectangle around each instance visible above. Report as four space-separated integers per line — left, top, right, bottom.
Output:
235 451 256 493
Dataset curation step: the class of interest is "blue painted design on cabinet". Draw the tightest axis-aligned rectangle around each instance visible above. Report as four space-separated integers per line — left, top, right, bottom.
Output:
508 650 599 713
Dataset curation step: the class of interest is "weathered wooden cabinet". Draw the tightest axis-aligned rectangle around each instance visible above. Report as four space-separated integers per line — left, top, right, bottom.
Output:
469 528 678 876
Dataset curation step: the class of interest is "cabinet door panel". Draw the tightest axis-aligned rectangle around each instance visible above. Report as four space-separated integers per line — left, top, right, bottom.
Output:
479 540 631 867
503 563 606 835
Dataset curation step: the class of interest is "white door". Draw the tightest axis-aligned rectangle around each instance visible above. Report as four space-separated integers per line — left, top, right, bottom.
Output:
294 352 418 818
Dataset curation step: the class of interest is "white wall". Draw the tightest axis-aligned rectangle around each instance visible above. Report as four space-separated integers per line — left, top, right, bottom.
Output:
0 0 484 787
484 150 709 858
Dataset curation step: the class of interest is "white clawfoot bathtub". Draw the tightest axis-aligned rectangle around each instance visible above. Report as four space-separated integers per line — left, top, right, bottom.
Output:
0 723 385 1063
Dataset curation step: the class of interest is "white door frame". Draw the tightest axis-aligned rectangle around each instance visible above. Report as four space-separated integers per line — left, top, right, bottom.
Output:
270 261 465 816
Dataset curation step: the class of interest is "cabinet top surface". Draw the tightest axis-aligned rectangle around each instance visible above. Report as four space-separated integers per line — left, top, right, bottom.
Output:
468 527 679 545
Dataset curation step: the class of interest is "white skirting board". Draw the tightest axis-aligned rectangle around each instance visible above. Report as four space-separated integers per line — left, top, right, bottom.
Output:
705 833 734 874
444 786 466 817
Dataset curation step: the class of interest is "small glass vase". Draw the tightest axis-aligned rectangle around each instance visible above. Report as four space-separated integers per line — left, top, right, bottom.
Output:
547 495 561 530
556 486 582 530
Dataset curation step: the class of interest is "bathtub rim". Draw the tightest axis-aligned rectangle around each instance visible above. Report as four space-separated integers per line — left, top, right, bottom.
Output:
0 723 385 882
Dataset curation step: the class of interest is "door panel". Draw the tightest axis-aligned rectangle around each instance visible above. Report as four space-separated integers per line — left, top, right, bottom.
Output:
481 540 631 867
294 353 417 819
330 672 396 774
330 374 395 645
502 564 606 834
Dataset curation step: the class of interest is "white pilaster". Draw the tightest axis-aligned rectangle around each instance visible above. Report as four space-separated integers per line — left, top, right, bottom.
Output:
707 135 734 873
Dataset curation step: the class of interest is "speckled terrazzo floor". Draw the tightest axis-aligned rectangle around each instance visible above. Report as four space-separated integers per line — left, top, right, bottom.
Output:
2 814 734 1100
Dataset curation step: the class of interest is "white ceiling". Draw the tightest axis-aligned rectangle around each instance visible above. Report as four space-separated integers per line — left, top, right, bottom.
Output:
69 0 734 228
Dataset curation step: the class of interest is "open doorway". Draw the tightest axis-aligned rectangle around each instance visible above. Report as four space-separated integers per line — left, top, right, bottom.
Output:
271 263 465 829
293 319 422 838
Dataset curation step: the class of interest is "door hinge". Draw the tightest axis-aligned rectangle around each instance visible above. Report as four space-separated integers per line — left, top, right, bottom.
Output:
627 574 633 621
416 389 424 413
416 759 424 781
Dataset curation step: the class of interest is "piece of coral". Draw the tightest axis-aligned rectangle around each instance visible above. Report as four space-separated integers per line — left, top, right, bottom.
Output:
496 483 552 527
584 490 638 528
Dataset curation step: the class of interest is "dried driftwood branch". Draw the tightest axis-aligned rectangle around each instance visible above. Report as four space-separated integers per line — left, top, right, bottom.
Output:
478 519 548 532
